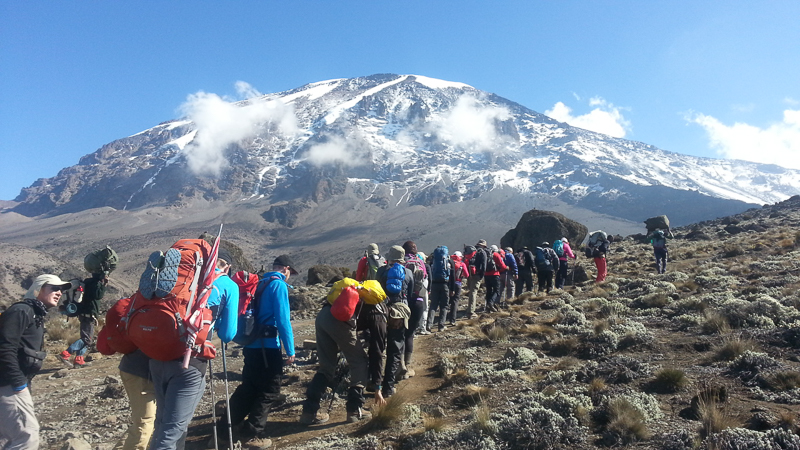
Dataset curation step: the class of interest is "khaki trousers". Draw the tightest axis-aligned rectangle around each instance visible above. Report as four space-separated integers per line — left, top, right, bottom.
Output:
0 384 39 450
114 371 156 450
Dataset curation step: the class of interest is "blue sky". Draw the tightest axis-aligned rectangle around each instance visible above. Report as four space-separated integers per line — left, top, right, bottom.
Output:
2 1 799 201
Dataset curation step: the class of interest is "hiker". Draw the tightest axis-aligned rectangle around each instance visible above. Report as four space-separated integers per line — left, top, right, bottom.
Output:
464 241 487 318
447 251 469 325
426 245 453 332
300 283 384 426
375 245 414 399
535 243 559 294
355 243 386 282
399 241 426 382
499 247 518 305
216 254 296 449
515 247 536 297
356 284 388 395
0 274 71 449
587 231 611 283
483 245 507 312
648 229 669 274
114 350 155 450
60 272 108 368
149 249 239 450
554 238 577 289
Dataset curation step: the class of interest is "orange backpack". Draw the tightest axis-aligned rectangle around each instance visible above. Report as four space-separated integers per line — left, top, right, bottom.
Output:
125 239 218 361
330 286 361 322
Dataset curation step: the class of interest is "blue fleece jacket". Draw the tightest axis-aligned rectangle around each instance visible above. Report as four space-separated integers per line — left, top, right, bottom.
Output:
207 271 240 343
245 272 295 357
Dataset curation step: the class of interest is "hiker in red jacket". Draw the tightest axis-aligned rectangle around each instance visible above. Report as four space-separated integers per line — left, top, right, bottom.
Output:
446 251 469 325
482 245 507 312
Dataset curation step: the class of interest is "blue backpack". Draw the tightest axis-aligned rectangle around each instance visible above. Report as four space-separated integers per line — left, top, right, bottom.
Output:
431 246 450 283
386 263 405 295
553 240 564 257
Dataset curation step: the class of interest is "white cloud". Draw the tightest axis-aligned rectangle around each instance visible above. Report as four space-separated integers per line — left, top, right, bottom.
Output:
688 109 800 169
304 134 368 167
179 82 298 176
428 95 514 153
545 97 630 138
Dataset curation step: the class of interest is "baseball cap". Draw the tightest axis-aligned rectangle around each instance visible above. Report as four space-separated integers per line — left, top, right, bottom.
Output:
273 254 299 275
25 274 72 299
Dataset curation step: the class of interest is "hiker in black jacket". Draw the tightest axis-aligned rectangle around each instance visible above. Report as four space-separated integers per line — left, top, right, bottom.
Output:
515 247 536 297
60 272 108 368
0 274 71 449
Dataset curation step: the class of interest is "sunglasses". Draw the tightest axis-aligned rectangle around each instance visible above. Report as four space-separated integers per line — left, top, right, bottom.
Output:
47 285 67 292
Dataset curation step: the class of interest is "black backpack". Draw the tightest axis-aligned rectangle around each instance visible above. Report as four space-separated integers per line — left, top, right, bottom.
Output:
484 249 497 273
471 248 487 277
521 249 535 270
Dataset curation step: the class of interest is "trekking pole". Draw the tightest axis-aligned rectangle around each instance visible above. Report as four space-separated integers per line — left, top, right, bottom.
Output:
221 342 236 449
208 359 219 450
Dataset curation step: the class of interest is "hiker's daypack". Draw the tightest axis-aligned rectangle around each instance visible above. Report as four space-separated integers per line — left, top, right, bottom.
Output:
364 254 386 281
404 255 427 295
125 239 218 361
231 271 260 316
484 248 498 273
453 259 465 281
534 247 552 270
97 296 138 356
359 280 387 305
521 249 535 270
58 279 84 317
330 285 362 322
84 246 118 275
431 246 451 283
233 275 281 347
465 245 482 276
386 263 405 295
553 240 564 257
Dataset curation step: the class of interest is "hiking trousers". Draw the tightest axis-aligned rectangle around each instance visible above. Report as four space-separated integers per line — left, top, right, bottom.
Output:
594 257 607 282
0 385 39 450
483 275 501 309
360 310 387 388
447 282 462 322
654 248 668 274
115 371 156 450
499 271 515 302
426 282 449 330
222 347 284 439
149 359 206 450
466 275 482 315
383 327 405 394
537 270 554 293
67 315 95 356
405 299 425 355
555 259 569 289
516 269 534 297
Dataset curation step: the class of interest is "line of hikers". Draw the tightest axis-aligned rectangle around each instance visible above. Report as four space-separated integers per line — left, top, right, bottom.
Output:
0 233 622 450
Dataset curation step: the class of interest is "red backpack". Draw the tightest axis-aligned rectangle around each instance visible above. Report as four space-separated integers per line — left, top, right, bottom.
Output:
231 271 260 315
97 296 138 356
125 239 219 361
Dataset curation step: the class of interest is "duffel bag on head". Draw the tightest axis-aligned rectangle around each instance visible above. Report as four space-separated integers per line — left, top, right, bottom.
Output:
126 239 217 361
331 286 362 322
327 278 361 304
84 245 118 275
359 280 386 305
97 296 138 356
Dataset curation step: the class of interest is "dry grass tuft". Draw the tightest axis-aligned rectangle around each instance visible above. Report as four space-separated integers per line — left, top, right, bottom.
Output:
423 415 447 432
593 319 611 335
483 324 509 342
589 286 611 298
589 377 608 397
524 323 557 339
45 317 80 343
697 398 738 439
472 403 496 435
605 398 651 444
442 369 471 387
764 371 800 391
649 368 689 393
455 385 491 407
553 356 580 371
702 311 732 334
721 243 745 258
362 389 410 431
713 337 758 361
777 411 798 432
546 337 578 356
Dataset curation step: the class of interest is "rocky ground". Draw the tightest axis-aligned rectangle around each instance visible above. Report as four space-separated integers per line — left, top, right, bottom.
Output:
11 196 800 449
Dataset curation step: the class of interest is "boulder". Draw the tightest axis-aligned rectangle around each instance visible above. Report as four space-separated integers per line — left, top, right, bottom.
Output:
500 210 588 251
306 264 344 286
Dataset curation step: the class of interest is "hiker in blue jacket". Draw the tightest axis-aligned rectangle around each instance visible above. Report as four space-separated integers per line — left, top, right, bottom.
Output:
217 254 296 449
499 247 518 306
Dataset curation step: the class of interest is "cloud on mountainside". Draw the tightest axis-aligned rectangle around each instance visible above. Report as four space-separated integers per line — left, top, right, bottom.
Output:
545 97 630 138
688 109 800 170
304 133 370 167
427 95 516 153
180 82 298 175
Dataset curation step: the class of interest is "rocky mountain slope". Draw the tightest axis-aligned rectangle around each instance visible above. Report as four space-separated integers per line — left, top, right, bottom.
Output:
11 74 800 228
13 195 800 449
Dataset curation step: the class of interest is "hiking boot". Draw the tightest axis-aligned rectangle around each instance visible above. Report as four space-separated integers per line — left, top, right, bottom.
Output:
299 411 329 425
73 355 86 367
449 319 457 326
59 350 72 366
438 325 447 332
469 313 478 319
381 386 396 399
346 408 371 423
244 437 272 449
417 329 431 336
